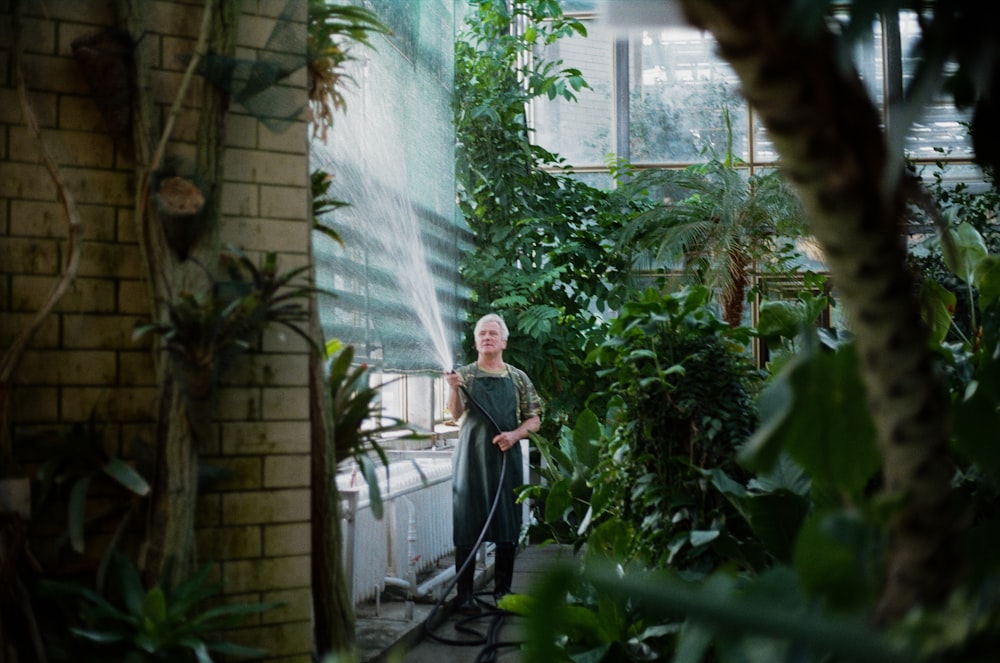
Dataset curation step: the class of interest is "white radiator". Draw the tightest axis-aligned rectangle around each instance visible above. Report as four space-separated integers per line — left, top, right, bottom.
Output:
338 452 455 606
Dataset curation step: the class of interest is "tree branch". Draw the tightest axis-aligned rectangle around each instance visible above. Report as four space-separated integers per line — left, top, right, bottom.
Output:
1 2 85 468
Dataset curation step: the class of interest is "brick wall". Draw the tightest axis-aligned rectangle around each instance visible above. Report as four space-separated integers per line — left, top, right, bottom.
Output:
1 1 314 660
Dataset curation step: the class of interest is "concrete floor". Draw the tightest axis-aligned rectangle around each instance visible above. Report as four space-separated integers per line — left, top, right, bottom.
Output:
356 544 576 663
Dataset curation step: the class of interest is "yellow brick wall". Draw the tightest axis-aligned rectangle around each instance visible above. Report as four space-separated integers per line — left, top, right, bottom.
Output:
1 1 314 660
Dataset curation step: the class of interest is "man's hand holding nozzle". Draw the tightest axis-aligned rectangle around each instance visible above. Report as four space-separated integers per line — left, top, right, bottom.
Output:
445 369 463 390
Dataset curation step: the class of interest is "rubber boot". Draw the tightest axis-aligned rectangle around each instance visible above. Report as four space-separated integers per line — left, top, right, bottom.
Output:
493 543 516 601
454 545 480 615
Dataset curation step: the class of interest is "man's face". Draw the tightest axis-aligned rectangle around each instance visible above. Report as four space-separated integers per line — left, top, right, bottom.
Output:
475 322 507 354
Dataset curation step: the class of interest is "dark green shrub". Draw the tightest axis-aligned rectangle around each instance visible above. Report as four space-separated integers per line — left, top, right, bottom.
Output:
588 286 763 571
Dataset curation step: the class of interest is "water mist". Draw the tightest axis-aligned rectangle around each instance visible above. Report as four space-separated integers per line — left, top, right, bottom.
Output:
312 58 460 374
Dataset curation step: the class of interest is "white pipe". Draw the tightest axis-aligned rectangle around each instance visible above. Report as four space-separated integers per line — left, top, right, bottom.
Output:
384 563 460 603
416 566 456 601
404 496 416 620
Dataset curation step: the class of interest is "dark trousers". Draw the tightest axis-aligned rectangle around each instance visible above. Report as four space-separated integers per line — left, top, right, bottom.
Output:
494 542 515 595
456 543 516 599
455 545 476 600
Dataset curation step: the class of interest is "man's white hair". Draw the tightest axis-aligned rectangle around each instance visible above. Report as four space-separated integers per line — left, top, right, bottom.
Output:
475 313 509 341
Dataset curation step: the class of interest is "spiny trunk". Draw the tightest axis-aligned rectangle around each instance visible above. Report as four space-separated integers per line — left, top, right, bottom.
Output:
677 0 959 624
722 250 748 327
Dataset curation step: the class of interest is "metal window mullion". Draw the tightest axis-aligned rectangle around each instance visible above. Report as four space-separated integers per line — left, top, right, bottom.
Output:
881 10 903 136
613 35 630 171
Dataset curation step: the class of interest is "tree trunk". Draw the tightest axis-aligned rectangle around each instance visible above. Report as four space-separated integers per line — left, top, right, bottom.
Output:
143 369 205 581
676 0 960 624
309 300 356 656
120 0 237 584
722 250 748 327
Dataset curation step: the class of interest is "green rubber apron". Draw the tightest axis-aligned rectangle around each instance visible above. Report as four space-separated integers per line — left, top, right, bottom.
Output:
452 372 523 547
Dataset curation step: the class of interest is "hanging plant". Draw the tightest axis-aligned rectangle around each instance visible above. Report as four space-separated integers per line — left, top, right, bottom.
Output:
134 247 331 402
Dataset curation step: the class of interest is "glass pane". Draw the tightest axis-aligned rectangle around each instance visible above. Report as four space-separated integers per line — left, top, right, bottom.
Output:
531 20 613 167
566 170 615 190
559 0 599 11
899 11 973 160
630 26 746 164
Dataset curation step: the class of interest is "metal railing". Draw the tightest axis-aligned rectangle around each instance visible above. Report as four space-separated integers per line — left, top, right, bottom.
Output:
338 450 455 609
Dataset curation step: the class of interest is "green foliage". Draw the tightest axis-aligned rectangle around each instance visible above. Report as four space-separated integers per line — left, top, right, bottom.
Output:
586 286 762 571
307 0 391 137
519 408 623 549
515 560 913 663
743 331 880 492
40 554 279 663
754 272 834 367
326 345 426 519
618 156 809 326
30 408 150 557
455 0 643 428
521 287 765 575
135 248 328 375
311 168 348 247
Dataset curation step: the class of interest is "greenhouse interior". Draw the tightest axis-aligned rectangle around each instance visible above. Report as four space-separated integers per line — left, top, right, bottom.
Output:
2 1 1000 662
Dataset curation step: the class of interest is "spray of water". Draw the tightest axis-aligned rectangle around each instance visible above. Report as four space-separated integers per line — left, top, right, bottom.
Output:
313 62 456 373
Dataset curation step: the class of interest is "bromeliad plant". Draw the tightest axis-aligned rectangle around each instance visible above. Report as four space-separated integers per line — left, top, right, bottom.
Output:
135 247 324 376
31 407 151 557
134 247 332 584
41 553 279 663
326 344 427 519
306 0 390 139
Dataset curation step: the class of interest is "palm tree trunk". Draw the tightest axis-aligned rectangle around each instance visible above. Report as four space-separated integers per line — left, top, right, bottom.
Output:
722 249 748 327
676 0 959 623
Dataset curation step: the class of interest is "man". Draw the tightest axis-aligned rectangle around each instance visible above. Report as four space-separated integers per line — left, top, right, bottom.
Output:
445 313 542 614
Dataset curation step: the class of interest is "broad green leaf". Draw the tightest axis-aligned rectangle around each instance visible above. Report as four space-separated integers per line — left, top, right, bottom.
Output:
68 476 92 553
571 408 602 469
142 587 168 627
917 278 957 345
743 491 810 563
675 622 713 663
953 380 1000 481
589 478 615 517
748 452 811 496
943 222 988 283
793 510 877 611
536 433 573 479
704 467 746 498
740 364 795 471
586 519 634 562
689 530 720 547
545 478 573 522
743 339 879 493
973 254 1000 308
756 300 802 340
103 457 151 496
579 563 910 663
